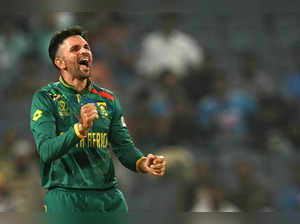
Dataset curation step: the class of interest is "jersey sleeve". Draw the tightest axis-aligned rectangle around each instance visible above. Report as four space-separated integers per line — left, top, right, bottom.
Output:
109 96 144 172
30 90 83 162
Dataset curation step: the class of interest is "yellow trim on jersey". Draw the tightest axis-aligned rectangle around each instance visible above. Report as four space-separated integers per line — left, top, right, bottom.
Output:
59 76 93 91
42 205 47 213
74 123 86 139
76 94 81 103
136 157 147 173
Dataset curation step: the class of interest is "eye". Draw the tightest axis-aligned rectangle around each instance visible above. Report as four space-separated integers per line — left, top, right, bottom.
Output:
71 45 80 52
84 44 90 50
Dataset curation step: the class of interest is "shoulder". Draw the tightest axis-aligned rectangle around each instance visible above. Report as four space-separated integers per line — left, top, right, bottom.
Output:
90 84 116 101
174 30 200 46
32 82 60 101
92 84 114 95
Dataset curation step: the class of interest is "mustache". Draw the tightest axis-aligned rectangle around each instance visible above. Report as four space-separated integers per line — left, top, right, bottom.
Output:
79 53 91 59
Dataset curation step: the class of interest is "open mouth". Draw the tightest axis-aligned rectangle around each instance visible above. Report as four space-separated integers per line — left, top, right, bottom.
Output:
78 59 89 67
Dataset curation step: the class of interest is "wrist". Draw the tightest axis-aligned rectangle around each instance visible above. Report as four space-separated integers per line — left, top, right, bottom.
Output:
74 123 87 139
136 157 147 173
78 123 87 135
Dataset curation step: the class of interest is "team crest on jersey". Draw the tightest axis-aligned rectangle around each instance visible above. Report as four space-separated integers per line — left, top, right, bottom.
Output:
97 102 108 118
58 100 70 116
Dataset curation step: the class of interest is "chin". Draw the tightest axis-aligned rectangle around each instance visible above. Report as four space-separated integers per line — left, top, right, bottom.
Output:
77 72 91 80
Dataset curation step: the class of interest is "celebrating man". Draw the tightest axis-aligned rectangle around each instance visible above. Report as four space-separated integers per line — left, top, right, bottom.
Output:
30 26 166 212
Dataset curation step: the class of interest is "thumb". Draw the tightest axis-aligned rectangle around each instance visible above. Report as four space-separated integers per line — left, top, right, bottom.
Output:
145 154 155 168
147 154 155 166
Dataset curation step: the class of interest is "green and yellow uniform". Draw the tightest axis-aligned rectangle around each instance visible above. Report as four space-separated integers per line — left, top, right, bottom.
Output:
30 76 145 212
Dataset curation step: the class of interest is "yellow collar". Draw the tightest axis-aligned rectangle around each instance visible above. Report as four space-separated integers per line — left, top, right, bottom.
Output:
59 76 93 92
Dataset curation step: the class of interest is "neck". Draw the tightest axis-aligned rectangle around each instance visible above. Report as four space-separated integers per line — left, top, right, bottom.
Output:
61 71 88 92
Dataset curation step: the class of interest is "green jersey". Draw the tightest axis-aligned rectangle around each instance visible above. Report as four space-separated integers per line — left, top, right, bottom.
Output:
30 76 144 190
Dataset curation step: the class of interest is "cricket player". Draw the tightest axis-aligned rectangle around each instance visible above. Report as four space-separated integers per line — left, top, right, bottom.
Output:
30 26 166 212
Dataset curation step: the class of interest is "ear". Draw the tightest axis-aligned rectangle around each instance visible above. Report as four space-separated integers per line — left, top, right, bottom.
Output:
54 57 66 70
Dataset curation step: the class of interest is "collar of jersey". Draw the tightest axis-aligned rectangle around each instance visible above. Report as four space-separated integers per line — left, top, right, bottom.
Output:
59 75 93 93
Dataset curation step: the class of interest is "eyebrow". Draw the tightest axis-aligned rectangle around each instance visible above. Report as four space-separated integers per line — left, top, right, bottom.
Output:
70 43 90 51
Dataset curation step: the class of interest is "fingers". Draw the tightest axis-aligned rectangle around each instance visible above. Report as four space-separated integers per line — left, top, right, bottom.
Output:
152 156 165 164
152 171 164 176
151 168 165 176
81 104 98 118
150 163 163 169
144 154 154 168
80 103 99 130
86 111 99 120
81 104 98 116
146 154 166 176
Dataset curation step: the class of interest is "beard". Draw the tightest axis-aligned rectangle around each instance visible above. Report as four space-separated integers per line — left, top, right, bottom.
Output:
67 62 91 80
76 70 91 80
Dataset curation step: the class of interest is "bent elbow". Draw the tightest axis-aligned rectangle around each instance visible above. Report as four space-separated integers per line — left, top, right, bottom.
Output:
37 141 58 162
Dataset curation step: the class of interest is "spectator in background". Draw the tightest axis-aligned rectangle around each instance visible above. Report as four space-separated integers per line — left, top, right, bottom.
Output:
6 139 42 212
279 163 300 211
14 50 56 100
196 74 258 141
285 42 300 115
93 13 138 89
231 160 270 211
31 14 59 65
283 42 300 150
248 93 297 199
148 70 193 145
191 183 240 212
0 132 43 212
249 95 294 154
233 50 277 98
0 130 16 161
131 146 194 211
0 19 30 98
182 50 218 104
0 172 12 212
129 88 156 148
190 162 240 212
136 13 204 80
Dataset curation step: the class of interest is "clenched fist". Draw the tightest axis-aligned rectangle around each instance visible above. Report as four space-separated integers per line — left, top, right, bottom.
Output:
79 103 99 135
139 154 166 176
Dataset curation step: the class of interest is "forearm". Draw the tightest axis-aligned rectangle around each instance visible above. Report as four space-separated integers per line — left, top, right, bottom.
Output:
112 144 144 172
34 123 84 162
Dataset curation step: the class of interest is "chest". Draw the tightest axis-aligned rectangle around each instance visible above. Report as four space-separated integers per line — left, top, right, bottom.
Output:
53 93 113 133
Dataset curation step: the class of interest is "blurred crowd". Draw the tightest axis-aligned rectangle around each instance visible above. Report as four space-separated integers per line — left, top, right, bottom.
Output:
1 11 300 212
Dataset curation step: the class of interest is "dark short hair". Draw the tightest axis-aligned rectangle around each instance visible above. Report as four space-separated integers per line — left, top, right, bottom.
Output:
48 26 88 67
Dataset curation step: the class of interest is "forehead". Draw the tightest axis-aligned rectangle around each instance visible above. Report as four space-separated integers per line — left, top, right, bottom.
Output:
59 35 89 52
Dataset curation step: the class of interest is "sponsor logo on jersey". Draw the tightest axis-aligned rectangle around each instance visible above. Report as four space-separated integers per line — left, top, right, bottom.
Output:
32 109 43 121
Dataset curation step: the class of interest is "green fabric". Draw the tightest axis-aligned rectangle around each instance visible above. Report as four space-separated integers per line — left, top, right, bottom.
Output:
45 187 128 212
30 77 144 190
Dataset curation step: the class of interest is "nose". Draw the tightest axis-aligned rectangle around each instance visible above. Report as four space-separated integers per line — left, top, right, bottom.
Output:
79 48 92 60
80 47 91 54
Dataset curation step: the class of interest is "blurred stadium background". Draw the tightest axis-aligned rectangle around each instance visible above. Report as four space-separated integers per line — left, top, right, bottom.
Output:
1 7 300 213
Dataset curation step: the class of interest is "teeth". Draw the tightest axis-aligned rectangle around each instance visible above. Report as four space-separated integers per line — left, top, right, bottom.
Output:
79 60 89 66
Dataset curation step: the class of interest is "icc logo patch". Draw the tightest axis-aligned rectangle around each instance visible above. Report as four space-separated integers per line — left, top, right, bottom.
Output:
58 100 70 116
